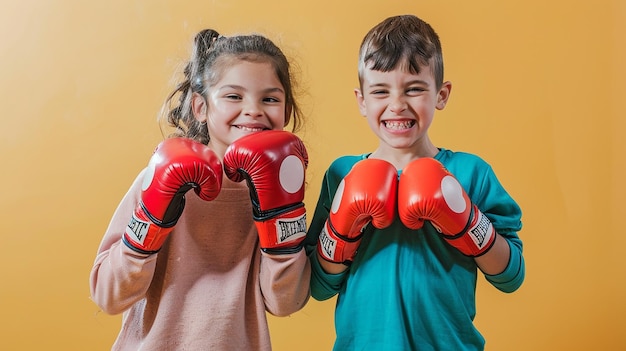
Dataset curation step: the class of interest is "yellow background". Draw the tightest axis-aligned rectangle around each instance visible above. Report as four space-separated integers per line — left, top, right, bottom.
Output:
1 0 624 350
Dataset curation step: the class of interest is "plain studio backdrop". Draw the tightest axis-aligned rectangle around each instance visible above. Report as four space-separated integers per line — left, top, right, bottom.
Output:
1 0 624 350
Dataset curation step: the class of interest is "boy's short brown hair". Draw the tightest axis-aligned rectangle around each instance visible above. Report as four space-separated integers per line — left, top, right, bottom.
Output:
358 15 444 89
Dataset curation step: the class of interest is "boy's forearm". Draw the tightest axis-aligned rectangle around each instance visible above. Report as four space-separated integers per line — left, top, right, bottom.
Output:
475 233 511 275
309 252 347 300
317 252 350 274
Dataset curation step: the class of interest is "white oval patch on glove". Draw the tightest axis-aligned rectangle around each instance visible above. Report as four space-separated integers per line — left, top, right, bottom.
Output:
441 175 467 214
330 179 346 214
142 161 157 191
279 154 305 194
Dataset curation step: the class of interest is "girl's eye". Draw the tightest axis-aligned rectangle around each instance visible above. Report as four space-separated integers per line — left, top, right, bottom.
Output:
225 94 242 100
263 97 280 103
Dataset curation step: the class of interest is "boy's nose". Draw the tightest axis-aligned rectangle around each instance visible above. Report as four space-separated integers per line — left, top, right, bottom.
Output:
389 96 407 113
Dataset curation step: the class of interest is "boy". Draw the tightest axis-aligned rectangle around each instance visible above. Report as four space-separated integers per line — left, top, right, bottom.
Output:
305 14 525 350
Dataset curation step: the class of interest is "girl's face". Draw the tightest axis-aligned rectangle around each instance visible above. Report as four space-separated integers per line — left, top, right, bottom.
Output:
194 60 287 157
355 63 451 157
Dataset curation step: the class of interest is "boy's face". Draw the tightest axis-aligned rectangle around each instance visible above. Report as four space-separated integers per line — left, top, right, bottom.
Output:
355 63 451 154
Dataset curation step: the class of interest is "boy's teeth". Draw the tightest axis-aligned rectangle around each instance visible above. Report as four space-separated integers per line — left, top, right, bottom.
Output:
384 121 414 130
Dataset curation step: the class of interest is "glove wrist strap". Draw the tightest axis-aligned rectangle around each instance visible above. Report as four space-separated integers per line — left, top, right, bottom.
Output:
446 205 496 257
255 205 307 253
317 220 363 265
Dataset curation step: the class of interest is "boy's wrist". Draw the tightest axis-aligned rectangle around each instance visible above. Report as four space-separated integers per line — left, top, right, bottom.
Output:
317 252 350 274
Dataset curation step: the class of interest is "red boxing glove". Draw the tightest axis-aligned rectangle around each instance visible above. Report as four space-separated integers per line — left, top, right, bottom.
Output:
317 159 398 265
223 131 308 254
123 138 223 254
398 158 496 257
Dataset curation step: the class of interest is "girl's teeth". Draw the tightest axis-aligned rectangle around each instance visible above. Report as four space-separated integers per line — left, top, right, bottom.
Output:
239 126 264 132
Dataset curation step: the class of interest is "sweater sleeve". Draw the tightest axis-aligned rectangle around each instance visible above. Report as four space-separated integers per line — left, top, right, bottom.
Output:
306 185 348 301
309 253 348 300
473 161 526 293
484 238 525 293
259 250 311 317
89 169 159 315
304 156 360 300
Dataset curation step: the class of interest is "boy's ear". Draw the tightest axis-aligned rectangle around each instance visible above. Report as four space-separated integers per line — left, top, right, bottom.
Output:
191 92 208 123
354 88 367 116
436 81 452 110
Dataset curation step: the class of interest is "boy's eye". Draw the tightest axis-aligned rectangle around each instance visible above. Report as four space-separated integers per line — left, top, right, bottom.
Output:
371 90 388 95
225 94 242 100
407 87 425 94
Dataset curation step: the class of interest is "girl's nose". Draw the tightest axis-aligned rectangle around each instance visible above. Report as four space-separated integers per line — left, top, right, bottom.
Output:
244 101 263 118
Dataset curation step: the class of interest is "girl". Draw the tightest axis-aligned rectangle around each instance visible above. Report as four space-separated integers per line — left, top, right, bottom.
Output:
90 29 310 351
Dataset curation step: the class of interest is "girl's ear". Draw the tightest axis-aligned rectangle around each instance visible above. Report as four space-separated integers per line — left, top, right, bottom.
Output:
191 92 208 123
354 88 367 116
436 81 452 110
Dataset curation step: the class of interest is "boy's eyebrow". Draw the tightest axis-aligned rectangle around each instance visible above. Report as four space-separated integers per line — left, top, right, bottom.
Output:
407 79 430 85
367 79 430 88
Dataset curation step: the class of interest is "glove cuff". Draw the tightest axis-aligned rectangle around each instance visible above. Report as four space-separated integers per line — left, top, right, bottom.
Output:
255 204 307 253
123 208 173 254
317 220 363 265
445 205 496 257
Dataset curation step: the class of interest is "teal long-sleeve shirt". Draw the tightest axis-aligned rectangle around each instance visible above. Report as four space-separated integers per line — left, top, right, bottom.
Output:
304 148 525 351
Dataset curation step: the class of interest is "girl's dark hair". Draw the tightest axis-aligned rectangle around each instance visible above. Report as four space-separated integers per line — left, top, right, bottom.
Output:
160 29 302 144
358 15 444 89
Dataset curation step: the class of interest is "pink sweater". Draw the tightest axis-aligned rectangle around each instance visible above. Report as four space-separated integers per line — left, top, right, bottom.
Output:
90 169 311 350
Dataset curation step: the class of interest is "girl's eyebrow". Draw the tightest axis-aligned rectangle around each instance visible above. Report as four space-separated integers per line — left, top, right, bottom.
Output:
264 87 286 94
218 84 246 91
218 85 285 94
